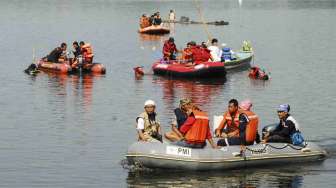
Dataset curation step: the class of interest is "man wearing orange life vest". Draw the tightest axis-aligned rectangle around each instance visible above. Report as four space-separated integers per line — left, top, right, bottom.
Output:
79 41 94 64
176 104 218 149
239 99 261 144
215 99 257 147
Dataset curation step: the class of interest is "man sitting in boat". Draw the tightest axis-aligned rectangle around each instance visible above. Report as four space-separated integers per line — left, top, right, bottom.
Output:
215 99 258 147
152 12 162 26
136 100 163 142
175 104 218 149
239 99 261 144
70 41 82 68
190 42 213 64
208 38 222 62
79 41 94 64
163 37 179 61
164 98 192 142
181 42 193 63
140 14 151 28
262 104 298 144
43 42 67 63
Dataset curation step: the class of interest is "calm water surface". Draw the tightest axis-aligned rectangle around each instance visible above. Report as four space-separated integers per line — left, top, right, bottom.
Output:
0 0 336 187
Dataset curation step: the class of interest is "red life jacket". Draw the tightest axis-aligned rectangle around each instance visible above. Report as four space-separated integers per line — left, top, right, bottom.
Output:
185 110 210 144
240 110 259 142
191 46 211 64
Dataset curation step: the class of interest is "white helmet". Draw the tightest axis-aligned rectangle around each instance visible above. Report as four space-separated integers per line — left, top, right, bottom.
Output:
144 100 156 107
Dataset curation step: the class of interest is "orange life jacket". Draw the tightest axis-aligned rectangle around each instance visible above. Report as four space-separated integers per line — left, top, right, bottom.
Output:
140 17 150 28
240 110 259 143
81 43 94 61
223 110 241 137
185 110 210 144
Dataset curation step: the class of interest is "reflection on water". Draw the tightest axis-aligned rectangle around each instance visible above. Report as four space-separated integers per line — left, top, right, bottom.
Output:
152 76 226 112
126 165 313 188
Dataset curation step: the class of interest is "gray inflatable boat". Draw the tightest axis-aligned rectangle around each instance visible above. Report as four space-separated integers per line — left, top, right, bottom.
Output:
126 140 327 171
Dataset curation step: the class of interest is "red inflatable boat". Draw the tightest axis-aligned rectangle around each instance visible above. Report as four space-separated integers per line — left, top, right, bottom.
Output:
37 60 72 74
138 25 170 35
152 61 226 78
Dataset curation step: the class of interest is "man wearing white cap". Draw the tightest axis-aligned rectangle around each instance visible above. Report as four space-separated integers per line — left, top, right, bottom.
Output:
136 100 162 142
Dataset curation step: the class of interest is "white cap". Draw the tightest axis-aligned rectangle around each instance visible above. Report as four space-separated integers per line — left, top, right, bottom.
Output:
144 100 156 107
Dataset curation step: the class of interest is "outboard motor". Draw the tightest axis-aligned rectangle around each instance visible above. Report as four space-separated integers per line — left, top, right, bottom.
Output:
221 47 232 62
262 123 278 139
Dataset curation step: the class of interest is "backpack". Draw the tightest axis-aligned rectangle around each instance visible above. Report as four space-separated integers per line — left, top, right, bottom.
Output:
291 132 304 145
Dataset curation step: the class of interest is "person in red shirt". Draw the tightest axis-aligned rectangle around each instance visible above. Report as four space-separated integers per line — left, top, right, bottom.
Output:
163 37 180 61
176 105 218 149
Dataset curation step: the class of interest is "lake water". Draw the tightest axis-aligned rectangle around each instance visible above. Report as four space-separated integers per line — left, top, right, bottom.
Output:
0 0 336 187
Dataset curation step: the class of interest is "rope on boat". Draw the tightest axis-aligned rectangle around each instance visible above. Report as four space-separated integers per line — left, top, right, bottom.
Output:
245 142 308 153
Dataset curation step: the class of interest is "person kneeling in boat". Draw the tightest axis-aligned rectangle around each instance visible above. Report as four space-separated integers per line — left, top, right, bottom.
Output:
136 100 163 142
70 41 82 68
163 37 180 61
176 105 218 149
262 104 298 144
79 41 94 64
164 98 192 142
43 42 67 63
215 99 258 147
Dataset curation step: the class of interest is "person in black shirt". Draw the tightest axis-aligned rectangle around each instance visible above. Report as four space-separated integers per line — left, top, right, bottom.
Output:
45 43 67 63
153 12 162 25
164 98 192 142
262 104 297 143
72 41 81 58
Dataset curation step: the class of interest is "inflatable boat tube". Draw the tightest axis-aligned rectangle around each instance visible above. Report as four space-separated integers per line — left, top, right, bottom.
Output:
138 25 170 35
126 141 327 171
152 61 226 78
37 60 72 74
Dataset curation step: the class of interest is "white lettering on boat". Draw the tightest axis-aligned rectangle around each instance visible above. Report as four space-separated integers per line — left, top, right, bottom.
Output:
166 146 191 157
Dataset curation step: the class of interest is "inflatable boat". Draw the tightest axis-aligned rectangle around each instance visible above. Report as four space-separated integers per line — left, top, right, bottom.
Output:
37 60 72 74
152 61 226 78
71 63 106 74
224 51 254 71
138 25 170 35
126 140 326 171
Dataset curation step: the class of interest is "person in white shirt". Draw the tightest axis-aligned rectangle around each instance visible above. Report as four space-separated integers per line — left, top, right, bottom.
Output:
208 38 222 62
169 10 176 21
136 100 162 142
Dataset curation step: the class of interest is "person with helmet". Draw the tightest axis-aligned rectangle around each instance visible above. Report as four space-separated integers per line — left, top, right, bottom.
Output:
164 98 192 142
136 100 162 142
79 41 94 64
176 104 218 149
44 43 67 63
262 104 298 143
215 99 250 147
